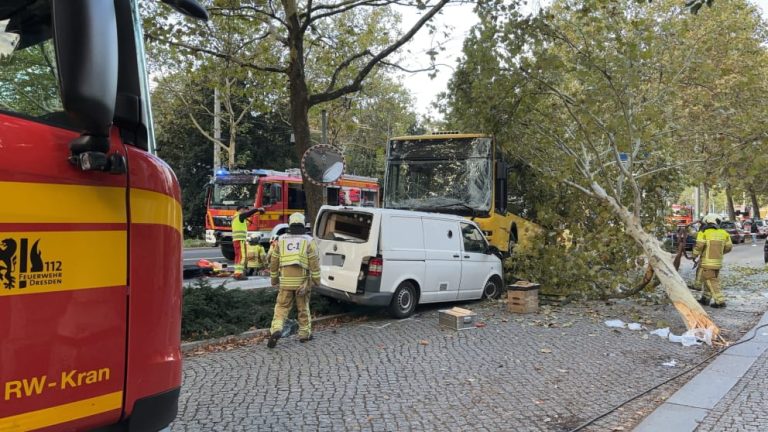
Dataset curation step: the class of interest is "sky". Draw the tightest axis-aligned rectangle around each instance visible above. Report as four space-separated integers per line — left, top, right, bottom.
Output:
395 1 543 119
397 0 768 119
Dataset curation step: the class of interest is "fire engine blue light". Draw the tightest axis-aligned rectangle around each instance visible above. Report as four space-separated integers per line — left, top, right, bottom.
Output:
216 169 228 176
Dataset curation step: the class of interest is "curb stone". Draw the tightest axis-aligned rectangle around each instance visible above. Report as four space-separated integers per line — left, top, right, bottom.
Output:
180 312 352 354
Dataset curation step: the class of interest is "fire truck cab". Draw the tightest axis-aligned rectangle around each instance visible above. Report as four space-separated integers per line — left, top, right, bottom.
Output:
1 1 206 431
205 168 379 260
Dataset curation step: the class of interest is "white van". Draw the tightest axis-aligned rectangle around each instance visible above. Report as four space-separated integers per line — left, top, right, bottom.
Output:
313 206 504 318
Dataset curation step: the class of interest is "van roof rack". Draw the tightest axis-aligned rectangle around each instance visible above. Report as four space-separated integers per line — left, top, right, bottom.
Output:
432 131 461 135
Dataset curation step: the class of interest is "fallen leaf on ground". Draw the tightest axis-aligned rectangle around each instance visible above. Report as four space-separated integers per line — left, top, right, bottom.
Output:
540 348 552 353
419 339 429 346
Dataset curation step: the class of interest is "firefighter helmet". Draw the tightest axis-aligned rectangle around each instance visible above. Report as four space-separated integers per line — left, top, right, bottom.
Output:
289 212 305 226
702 214 721 226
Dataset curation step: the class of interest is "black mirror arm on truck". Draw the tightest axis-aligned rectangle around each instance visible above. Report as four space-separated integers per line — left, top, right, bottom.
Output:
53 0 123 173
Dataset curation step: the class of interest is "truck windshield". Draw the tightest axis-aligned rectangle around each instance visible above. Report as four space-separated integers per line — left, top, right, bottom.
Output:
211 183 257 208
0 8 67 125
384 138 492 213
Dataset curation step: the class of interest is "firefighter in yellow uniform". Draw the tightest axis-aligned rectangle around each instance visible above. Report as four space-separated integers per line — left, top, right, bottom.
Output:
231 206 264 280
267 213 320 348
692 214 733 308
245 239 267 276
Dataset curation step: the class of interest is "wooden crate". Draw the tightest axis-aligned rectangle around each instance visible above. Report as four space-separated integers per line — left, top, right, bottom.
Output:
438 307 477 331
507 282 539 314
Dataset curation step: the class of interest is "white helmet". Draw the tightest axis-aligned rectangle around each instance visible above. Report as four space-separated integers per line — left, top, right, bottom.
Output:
702 214 721 226
289 212 306 226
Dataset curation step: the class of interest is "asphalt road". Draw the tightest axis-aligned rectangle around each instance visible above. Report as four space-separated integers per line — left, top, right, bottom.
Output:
183 247 226 265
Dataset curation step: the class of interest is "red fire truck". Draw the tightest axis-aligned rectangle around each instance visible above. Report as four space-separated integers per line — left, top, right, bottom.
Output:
668 204 695 226
205 168 379 259
1 1 206 430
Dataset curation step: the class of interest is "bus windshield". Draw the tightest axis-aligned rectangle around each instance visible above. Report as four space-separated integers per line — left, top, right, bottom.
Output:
384 138 492 213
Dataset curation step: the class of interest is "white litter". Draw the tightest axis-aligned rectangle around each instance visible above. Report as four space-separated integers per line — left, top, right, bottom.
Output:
661 359 677 367
652 327 711 346
627 323 643 331
604 319 626 328
684 328 712 346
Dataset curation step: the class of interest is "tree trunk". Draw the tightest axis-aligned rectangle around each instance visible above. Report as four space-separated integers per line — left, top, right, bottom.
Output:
591 184 719 340
725 183 736 221
702 183 710 216
284 0 324 224
228 131 237 169
749 187 760 219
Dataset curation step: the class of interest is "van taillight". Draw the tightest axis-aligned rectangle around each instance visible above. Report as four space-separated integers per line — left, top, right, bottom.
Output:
368 257 383 277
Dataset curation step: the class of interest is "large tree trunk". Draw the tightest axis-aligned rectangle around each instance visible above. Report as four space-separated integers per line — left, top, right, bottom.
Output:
725 183 736 221
285 0 324 224
749 187 760 219
592 184 719 340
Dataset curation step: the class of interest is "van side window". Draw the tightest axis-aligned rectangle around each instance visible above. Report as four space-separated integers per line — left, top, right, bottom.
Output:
461 223 487 253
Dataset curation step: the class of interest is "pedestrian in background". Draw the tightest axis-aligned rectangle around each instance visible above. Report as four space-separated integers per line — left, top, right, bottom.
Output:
693 214 733 308
231 206 265 280
267 213 320 348
750 218 758 246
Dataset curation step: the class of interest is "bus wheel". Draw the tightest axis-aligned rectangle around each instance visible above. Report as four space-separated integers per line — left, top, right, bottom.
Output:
389 281 417 318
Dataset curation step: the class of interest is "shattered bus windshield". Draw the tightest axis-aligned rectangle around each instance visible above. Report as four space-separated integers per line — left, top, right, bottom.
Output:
384 138 492 214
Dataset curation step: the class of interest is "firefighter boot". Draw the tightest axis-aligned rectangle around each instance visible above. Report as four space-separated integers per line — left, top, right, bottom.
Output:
267 332 281 349
697 297 710 306
299 335 313 343
710 301 726 308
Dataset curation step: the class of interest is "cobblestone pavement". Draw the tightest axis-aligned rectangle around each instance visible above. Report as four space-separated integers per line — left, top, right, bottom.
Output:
690 243 768 432
173 244 768 431
694 347 768 432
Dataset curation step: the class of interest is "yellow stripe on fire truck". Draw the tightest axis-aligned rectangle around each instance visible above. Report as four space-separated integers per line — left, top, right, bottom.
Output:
0 182 125 224
130 188 182 233
0 391 122 431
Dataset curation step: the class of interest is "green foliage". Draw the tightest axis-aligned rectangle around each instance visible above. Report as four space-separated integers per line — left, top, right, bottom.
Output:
181 280 351 341
0 40 61 116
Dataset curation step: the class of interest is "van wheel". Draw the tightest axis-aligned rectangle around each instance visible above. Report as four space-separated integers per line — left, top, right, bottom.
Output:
482 277 502 300
389 282 416 318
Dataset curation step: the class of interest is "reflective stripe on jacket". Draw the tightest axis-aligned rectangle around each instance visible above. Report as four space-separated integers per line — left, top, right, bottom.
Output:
231 214 248 241
693 228 732 270
270 234 321 288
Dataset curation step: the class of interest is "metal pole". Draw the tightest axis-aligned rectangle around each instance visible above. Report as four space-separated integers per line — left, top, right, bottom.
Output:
213 87 221 172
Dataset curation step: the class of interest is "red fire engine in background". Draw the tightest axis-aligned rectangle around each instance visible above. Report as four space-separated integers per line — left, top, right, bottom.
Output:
1 0 206 430
668 203 694 226
205 168 379 259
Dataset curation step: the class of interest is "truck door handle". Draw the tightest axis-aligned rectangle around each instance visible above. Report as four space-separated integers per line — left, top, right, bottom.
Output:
464 255 470 258
453 254 460 258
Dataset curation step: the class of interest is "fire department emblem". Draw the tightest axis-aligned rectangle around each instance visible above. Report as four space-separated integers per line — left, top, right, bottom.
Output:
0 237 62 290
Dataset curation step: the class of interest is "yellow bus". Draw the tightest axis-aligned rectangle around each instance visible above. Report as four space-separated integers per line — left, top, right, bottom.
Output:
382 132 540 254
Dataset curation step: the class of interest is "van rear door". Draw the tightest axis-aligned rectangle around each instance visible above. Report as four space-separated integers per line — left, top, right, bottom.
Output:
315 208 379 293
